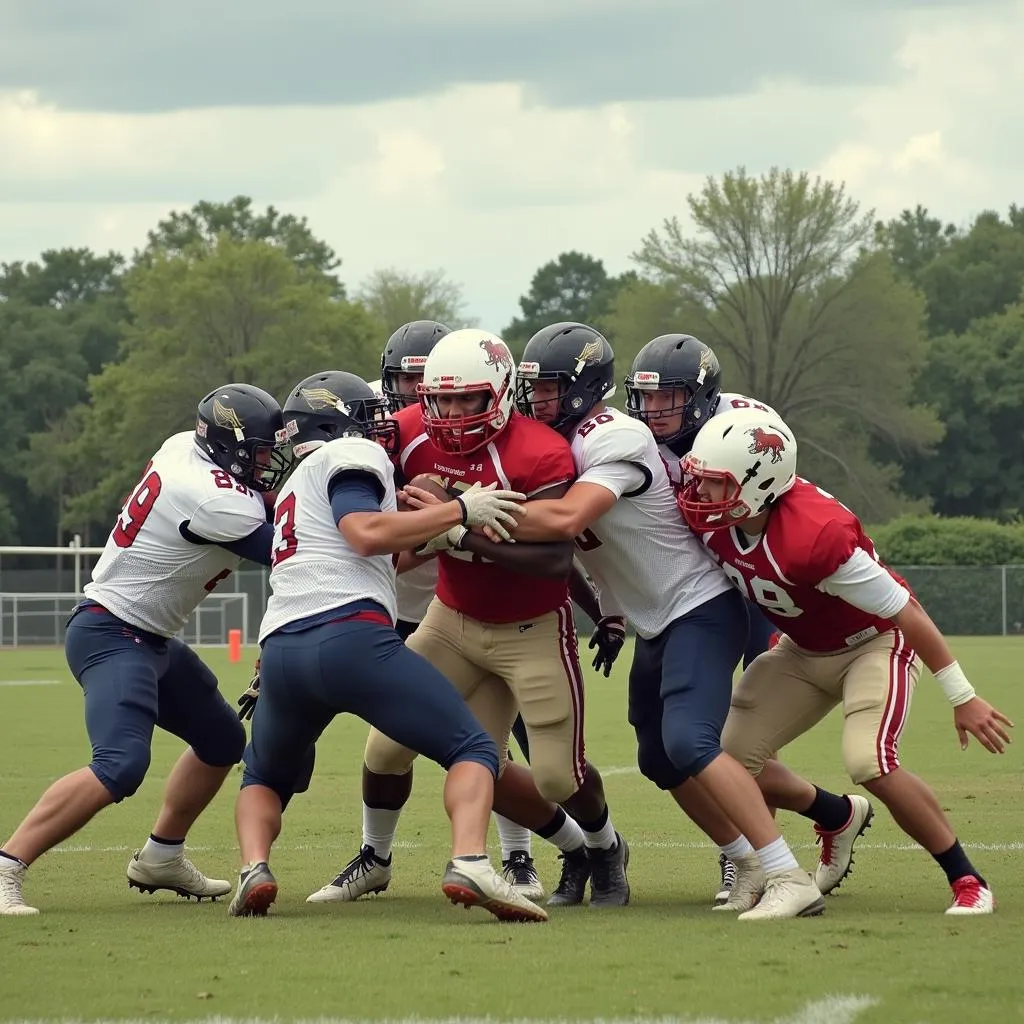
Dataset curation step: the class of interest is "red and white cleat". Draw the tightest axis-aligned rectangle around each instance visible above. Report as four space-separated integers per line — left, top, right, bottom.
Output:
946 875 995 915
813 795 873 895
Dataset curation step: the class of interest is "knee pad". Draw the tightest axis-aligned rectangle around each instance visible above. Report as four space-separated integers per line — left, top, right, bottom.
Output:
721 712 771 777
363 728 417 776
533 769 577 805
663 722 721 781
92 741 151 802
192 709 246 768
636 743 686 790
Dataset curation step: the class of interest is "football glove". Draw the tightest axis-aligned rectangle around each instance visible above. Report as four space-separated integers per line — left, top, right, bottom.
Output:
415 524 469 556
237 658 261 721
589 616 626 677
455 481 526 541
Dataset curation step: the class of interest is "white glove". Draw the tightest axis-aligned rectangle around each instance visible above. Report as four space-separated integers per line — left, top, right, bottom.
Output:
416 525 468 556
455 482 525 541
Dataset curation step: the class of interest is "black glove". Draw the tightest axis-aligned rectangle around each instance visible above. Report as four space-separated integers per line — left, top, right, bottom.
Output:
589 616 626 677
237 658 261 721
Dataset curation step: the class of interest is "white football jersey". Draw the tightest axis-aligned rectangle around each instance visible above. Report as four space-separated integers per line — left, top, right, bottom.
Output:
659 392 779 485
84 432 268 637
570 407 731 639
259 437 398 642
369 377 437 623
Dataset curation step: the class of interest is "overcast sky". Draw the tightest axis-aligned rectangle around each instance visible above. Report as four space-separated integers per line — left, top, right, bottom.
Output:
2 0 1022 329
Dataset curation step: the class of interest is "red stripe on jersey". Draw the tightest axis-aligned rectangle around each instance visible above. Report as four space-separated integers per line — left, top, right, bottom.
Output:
876 629 914 776
555 600 587 789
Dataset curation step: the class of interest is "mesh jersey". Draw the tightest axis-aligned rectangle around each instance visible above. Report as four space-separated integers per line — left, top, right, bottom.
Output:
258 437 398 641
696 478 911 652
84 432 267 637
393 403 575 623
369 378 437 623
570 407 732 639
660 392 779 486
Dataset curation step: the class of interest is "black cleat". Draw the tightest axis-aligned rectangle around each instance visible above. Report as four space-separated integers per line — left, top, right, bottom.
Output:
546 847 590 907
587 833 630 907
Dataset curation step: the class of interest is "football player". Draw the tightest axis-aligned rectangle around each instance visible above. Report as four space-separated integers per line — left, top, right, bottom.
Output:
0 385 291 916
352 319 541 897
230 370 545 922
504 322 823 920
311 330 628 909
680 407 1013 914
624 334 872 907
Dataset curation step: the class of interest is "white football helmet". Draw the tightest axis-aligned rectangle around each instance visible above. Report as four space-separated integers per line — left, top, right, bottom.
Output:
678 407 797 530
417 329 516 454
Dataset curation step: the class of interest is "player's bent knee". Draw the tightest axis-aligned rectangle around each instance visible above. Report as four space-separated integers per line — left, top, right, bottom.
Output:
92 743 151 802
663 724 720 779
240 765 301 810
532 763 578 804
192 713 247 768
447 731 499 778
636 743 686 790
844 752 885 787
363 728 417 776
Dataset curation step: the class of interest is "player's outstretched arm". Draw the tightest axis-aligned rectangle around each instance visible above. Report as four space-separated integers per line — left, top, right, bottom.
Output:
891 597 1014 754
338 478 525 556
510 482 618 542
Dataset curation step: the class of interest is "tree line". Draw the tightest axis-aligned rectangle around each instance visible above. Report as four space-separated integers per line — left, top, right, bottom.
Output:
2 172 1023 551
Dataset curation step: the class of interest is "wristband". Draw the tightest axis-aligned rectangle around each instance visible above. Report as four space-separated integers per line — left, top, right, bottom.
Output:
934 660 976 707
456 496 468 526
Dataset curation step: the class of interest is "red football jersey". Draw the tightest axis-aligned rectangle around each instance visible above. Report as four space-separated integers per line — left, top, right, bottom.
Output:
393 404 575 623
696 478 911 652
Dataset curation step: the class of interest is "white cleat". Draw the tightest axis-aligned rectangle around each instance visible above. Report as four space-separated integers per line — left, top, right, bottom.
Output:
737 867 825 921
713 852 765 912
126 849 232 901
502 850 545 901
0 860 39 916
714 853 737 906
945 875 995 915
306 844 392 903
814 794 874 895
442 857 549 922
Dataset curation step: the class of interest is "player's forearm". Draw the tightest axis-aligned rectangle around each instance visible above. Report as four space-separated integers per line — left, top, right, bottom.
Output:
395 549 435 574
460 532 573 579
891 598 956 675
569 565 601 622
340 505 463 556
512 499 583 542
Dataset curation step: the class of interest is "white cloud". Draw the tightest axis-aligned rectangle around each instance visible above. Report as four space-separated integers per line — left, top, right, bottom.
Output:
1 2 1022 331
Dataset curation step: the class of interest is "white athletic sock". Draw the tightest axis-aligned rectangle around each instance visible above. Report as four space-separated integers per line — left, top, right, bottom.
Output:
362 804 401 861
544 811 586 854
493 813 532 860
142 836 184 864
721 836 754 861
755 836 799 874
581 813 618 852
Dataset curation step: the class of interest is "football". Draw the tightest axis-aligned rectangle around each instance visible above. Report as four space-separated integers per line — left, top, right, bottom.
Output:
398 473 451 511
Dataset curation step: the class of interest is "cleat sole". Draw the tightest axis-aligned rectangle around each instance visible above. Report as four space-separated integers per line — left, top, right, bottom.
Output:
236 882 278 917
441 881 548 923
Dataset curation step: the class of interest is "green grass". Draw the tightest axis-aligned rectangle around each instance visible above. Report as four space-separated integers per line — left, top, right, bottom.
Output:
1 637 1022 1023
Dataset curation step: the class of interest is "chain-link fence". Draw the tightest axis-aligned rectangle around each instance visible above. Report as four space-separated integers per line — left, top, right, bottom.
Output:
3 546 1024 645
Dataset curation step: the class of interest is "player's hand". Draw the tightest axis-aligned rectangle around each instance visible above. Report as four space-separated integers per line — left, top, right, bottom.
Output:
415 525 468 555
456 482 526 541
954 696 1014 754
237 659 261 721
400 485 444 508
589 616 626 677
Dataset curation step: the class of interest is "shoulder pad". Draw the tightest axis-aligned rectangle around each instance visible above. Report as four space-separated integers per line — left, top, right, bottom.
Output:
316 437 393 489
576 413 650 471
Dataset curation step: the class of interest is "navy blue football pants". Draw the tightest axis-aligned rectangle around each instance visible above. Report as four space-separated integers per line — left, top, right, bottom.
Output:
243 615 499 806
64 604 245 802
628 587 748 789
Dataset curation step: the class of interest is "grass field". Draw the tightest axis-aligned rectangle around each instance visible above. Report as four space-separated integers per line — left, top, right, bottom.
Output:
1 637 1021 1024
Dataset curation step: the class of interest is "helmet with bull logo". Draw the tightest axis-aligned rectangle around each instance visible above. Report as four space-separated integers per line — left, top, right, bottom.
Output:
677 407 797 531
417 328 517 455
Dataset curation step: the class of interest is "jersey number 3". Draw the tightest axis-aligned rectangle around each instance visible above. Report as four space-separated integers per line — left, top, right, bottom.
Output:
113 468 162 548
272 493 298 566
